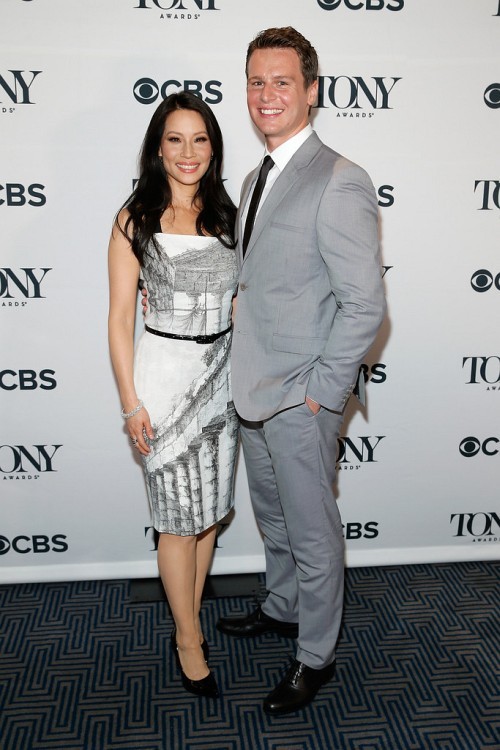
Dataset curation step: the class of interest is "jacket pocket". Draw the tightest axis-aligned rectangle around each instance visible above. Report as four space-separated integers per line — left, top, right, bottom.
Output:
269 221 307 234
272 333 327 355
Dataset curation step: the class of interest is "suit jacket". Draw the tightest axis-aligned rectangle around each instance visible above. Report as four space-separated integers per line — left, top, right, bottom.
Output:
231 131 386 422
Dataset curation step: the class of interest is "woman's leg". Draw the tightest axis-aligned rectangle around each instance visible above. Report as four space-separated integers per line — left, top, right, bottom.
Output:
193 526 217 637
157 526 216 681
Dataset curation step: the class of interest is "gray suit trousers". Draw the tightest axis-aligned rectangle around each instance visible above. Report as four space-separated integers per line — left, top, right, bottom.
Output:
240 402 345 669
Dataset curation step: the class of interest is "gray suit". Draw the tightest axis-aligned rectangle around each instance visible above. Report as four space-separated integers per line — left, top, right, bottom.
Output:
231 132 386 668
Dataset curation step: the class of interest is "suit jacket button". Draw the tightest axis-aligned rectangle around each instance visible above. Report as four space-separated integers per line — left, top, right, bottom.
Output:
240 283 247 291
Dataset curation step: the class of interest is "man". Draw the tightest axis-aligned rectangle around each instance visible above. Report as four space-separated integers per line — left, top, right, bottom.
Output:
217 27 386 715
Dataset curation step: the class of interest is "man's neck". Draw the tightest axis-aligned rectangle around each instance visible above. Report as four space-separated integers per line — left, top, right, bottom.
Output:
265 123 311 153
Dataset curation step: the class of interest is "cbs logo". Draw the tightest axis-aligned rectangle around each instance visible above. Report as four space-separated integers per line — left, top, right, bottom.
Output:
317 0 404 10
0 534 68 555
484 83 500 109
133 78 222 105
342 521 379 539
459 436 499 457
470 270 500 293
0 183 46 206
0 369 56 390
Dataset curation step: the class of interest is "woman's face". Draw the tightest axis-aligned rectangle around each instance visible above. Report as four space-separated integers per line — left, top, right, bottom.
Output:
158 108 212 190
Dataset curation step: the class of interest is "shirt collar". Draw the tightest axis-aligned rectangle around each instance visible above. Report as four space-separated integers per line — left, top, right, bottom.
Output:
264 124 313 172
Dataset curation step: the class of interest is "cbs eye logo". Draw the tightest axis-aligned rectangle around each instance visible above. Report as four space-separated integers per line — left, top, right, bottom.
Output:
459 436 499 457
133 78 222 105
484 83 500 109
134 78 158 104
470 269 500 293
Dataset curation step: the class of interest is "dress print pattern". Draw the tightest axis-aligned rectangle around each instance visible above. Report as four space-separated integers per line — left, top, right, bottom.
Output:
134 233 239 535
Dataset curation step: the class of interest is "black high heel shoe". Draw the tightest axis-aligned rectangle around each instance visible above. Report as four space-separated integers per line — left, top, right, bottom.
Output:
170 630 219 698
171 628 209 661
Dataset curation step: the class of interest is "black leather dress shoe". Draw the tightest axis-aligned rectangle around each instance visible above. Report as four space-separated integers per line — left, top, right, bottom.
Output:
216 605 298 638
263 659 336 715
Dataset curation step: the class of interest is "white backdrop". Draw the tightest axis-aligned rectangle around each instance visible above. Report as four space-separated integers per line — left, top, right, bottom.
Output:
1 0 499 584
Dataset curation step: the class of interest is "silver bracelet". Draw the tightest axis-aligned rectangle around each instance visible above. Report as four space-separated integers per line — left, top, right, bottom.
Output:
121 399 144 419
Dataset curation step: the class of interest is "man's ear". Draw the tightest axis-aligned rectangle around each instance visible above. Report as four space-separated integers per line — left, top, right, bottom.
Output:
307 79 319 108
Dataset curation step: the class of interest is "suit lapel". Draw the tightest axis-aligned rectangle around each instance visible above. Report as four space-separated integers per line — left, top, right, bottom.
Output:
237 168 259 268
242 133 323 262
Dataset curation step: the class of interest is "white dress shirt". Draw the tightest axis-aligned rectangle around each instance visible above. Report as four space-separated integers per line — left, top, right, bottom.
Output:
242 124 313 226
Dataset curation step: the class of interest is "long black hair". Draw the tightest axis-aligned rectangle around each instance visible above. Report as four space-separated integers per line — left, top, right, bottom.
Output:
118 91 236 264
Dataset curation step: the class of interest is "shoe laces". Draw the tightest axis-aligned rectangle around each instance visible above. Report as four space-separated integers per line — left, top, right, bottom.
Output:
289 661 306 686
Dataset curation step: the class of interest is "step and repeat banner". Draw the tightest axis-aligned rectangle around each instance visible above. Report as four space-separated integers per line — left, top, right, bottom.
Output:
1 0 499 583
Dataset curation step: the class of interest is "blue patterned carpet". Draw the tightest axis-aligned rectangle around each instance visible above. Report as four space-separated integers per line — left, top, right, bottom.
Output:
0 561 498 750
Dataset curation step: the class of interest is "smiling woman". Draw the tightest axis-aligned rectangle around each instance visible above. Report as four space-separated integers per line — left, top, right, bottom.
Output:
107 91 238 701
158 109 213 198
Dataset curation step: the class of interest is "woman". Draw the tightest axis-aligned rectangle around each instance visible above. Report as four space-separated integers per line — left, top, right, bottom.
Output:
108 92 238 699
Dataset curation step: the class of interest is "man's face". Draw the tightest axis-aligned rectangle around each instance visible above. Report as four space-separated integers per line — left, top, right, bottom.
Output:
246 47 318 151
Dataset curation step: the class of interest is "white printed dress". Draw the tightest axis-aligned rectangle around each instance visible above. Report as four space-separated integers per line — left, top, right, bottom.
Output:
134 233 239 535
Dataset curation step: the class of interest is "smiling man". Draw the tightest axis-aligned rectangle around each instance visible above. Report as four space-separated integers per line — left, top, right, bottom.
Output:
217 27 386 714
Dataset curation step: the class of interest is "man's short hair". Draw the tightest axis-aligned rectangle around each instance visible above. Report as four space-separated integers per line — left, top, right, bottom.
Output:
246 27 319 89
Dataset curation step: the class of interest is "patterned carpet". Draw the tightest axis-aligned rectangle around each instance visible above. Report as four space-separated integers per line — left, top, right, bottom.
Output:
0 561 498 750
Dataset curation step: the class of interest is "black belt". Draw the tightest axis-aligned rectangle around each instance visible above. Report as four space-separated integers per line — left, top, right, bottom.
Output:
145 324 231 344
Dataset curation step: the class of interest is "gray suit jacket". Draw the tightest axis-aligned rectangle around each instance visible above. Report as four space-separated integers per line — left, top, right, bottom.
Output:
231 132 386 422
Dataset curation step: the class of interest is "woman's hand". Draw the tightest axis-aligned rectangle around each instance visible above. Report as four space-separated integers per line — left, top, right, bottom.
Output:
126 407 154 456
305 396 321 415
141 286 148 317
231 293 238 325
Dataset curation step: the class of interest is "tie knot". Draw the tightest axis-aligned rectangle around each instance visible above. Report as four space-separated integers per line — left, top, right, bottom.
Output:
261 155 274 175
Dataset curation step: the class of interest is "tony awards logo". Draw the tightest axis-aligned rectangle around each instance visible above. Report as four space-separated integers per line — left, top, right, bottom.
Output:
462 356 500 390
315 76 401 118
450 513 500 543
336 436 385 470
134 0 219 20
0 268 52 307
0 70 42 113
0 444 62 480
474 180 500 211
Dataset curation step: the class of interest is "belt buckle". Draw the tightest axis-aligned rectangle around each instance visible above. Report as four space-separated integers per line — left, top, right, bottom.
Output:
196 333 213 344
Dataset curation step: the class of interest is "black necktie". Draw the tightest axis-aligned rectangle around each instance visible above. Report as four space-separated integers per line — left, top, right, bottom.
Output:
242 155 274 256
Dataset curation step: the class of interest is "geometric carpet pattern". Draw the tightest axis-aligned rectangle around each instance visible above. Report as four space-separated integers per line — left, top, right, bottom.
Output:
0 561 498 750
